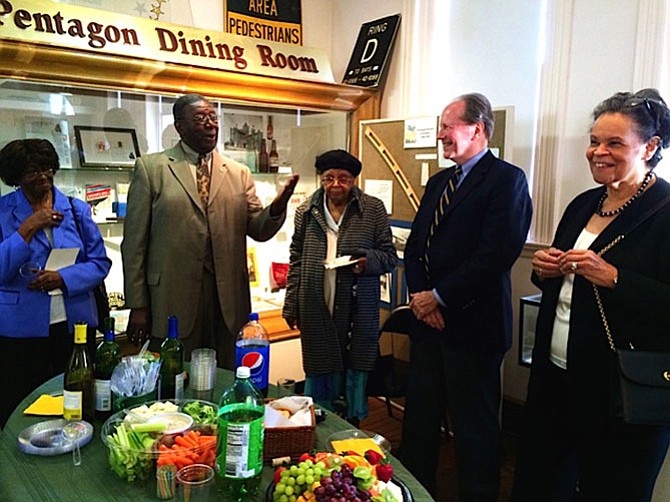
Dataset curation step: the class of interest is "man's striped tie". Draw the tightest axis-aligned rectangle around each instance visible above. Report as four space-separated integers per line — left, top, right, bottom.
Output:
425 166 462 272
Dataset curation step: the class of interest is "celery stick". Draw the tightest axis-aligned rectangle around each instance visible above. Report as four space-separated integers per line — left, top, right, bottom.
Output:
131 422 167 433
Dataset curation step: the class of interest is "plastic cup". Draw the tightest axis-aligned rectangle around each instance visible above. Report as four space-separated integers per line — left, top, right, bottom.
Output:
190 349 216 395
276 378 296 398
176 464 214 502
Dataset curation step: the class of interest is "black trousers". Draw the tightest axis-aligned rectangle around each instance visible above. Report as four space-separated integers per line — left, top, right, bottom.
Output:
0 322 96 429
400 331 504 501
511 362 670 502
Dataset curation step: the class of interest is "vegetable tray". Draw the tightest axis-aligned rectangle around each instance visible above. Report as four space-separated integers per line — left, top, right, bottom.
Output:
100 399 218 482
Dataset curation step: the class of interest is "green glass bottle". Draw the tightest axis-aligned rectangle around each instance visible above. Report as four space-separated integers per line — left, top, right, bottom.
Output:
94 317 122 419
63 322 94 421
159 316 184 400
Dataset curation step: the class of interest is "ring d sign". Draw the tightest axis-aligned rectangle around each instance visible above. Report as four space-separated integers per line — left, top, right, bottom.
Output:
342 14 401 88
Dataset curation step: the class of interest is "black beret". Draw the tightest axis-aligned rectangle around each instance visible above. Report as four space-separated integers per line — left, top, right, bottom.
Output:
315 149 362 176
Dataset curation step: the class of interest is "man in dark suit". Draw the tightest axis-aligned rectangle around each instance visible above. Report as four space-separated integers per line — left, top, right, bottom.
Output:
400 93 532 501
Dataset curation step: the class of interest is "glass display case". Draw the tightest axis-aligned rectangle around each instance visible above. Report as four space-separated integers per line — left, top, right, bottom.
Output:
0 35 378 338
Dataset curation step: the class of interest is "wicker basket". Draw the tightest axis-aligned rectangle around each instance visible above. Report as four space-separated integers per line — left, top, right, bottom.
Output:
263 399 316 460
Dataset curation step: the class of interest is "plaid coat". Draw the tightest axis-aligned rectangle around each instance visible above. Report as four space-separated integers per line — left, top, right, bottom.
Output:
283 186 397 374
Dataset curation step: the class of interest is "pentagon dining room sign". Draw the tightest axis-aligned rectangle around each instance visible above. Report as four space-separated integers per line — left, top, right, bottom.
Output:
343 14 401 88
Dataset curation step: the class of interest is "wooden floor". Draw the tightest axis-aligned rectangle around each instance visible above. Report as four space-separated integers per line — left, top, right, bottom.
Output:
360 397 520 502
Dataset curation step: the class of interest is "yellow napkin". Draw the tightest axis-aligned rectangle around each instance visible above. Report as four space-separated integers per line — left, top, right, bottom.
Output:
23 394 63 416
331 438 385 457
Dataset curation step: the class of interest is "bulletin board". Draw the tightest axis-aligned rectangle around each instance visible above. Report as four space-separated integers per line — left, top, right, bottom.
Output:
359 107 512 224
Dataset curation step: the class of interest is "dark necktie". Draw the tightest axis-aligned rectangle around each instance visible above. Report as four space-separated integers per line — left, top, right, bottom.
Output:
196 154 210 205
425 166 463 271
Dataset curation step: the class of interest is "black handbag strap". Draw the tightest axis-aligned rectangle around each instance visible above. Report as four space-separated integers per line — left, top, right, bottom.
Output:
593 192 670 352
67 196 88 261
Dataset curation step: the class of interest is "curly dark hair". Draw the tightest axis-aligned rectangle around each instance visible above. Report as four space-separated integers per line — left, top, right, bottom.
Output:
592 88 670 168
0 138 60 187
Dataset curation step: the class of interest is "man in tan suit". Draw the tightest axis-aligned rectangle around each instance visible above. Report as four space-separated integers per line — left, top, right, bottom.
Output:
122 94 298 368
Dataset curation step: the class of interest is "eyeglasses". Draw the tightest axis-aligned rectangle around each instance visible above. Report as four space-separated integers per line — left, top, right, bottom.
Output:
191 113 220 124
322 175 354 185
22 167 55 179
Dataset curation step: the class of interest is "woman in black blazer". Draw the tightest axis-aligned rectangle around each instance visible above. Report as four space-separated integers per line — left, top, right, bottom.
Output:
512 89 670 501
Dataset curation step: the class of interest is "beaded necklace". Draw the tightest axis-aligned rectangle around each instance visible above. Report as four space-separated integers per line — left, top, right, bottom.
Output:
594 170 654 217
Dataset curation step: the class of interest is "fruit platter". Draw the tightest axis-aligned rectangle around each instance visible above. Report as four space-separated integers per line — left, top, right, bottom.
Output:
100 399 218 482
267 450 411 502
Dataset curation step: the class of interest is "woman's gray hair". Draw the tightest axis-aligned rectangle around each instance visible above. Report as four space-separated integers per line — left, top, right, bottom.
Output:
592 88 670 168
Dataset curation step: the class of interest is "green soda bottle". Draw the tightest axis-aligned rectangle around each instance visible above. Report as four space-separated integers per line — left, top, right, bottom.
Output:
216 366 265 499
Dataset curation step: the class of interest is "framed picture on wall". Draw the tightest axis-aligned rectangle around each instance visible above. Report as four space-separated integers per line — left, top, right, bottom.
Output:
389 219 412 260
379 270 396 307
247 247 260 287
74 126 140 168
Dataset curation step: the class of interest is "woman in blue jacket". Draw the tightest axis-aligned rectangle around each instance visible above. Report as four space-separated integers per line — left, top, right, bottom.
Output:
0 139 111 427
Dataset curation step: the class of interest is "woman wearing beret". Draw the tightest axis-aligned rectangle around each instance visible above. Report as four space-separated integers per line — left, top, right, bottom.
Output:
283 149 398 424
0 138 111 427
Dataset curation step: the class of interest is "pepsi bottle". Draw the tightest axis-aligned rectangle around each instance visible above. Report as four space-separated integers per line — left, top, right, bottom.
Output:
235 313 270 397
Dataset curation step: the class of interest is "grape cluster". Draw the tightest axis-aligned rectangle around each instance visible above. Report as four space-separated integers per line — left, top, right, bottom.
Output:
313 464 371 502
273 459 328 502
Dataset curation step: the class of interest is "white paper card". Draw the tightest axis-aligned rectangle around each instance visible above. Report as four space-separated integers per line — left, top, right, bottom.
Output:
45 248 79 295
365 179 393 214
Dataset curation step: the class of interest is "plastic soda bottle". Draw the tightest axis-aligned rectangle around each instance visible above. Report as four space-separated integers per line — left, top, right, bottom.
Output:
216 366 265 499
235 313 270 397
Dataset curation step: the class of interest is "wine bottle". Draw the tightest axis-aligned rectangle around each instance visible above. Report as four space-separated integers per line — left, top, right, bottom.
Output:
94 317 122 419
258 139 269 173
63 322 94 421
266 115 274 140
159 316 184 400
269 139 279 173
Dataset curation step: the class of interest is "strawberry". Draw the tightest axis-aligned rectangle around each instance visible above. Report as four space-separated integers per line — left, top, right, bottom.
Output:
365 449 384 465
375 463 393 482
274 466 287 484
299 452 314 463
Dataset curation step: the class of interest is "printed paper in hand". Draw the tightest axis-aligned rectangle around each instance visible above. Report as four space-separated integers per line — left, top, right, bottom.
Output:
45 248 79 295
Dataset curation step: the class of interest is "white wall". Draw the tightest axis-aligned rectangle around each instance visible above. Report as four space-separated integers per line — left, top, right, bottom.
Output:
555 0 640 216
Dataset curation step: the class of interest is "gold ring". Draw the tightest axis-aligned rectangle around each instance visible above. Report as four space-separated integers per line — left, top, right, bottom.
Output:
571 262 578 271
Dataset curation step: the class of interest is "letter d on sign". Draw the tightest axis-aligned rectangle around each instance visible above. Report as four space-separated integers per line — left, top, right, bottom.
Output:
360 38 378 63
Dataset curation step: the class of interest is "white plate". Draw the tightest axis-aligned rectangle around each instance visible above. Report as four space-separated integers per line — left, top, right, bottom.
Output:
18 419 93 456
323 255 358 270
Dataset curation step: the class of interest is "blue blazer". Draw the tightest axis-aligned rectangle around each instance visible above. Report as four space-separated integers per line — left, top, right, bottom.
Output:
405 150 532 352
0 187 111 337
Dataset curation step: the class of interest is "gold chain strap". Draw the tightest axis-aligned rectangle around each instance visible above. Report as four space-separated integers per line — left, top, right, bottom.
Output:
592 234 625 353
